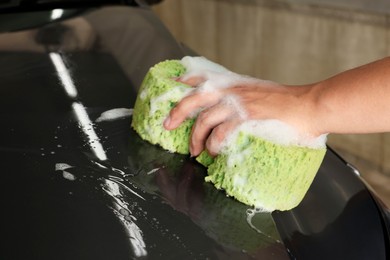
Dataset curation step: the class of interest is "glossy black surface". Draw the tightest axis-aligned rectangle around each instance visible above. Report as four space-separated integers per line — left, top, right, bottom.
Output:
273 150 390 259
0 4 388 260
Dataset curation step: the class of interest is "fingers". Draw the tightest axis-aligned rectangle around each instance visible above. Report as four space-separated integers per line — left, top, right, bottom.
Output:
166 70 243 131
164 67 269 157
206 118 242 156
176 73 206 87
165 71 221 131
163 91 222 130
189 103 234 156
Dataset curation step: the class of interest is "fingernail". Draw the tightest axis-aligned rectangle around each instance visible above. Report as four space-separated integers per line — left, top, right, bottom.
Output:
190 144 199 157
163 116 171 129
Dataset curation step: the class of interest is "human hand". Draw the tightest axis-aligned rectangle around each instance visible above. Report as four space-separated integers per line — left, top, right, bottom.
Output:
163 60 317 157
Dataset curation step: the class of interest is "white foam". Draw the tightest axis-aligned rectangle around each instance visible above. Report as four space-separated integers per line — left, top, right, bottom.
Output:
181 56 229 73
55 163 76 181
233 175 247 187
149 85 192 116
96 108 133 122
140 89 148 100
55 163 73 171
62 171 76 181
146 168 160 175
222 120 327 150
221 94 248 120
227 146 253 167
180 56 275 93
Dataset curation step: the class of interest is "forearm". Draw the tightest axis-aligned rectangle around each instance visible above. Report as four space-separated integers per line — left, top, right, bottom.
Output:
309 57 390 135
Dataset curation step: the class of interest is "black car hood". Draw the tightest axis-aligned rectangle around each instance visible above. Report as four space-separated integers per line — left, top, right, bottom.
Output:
0 4 388 260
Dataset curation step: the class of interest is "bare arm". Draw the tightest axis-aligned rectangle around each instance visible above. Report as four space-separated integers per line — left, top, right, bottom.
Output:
309 56 390 135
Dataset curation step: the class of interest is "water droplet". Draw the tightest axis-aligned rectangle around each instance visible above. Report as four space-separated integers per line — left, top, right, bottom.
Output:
63 171 76 181
124 215 133 222
119 208 130 216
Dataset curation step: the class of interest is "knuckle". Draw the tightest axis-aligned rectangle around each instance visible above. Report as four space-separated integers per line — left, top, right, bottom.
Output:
213 125 227 142
197 110 211 126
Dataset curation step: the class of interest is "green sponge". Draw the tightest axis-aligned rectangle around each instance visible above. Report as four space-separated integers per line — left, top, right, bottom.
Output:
131 60 193 154
200 132 326 211
132 59 326 211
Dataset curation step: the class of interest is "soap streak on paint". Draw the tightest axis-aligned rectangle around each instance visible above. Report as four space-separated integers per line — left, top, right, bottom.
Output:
111 178 145 201
55 163 76 181
95 108 134 123
94 161 146 201
55 163 73 171
63 171 76 181
246 208 281 243
146 167 160 175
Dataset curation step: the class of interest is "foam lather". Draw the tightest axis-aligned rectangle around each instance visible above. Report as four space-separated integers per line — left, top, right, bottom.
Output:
132 57 327 211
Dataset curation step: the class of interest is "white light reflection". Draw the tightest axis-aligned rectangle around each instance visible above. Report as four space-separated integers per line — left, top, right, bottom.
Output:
50 52 147 256
72 102 108 161
51 9 64 20
49 52 78 98
104 179 148 257
49 52 107 161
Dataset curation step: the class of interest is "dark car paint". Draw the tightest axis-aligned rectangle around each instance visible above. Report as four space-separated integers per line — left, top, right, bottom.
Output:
0 3 389 259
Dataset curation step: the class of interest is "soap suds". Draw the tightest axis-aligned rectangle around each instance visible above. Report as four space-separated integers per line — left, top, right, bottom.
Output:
233 175 247 187
222 120 327 150
180 56 275 94
149 86 192 116
63 171 76 181
221 94 248 120
146 168 160 175
181 56 229 74
227 146 253 168
55 163 76 181
140 89 148 100
55 163 73 171
96 108 133 122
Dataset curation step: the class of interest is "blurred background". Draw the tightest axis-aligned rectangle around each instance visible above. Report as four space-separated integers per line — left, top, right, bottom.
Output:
151 0 390 206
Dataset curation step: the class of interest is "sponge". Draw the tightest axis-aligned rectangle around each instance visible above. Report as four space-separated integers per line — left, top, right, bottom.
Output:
131 58 326 211
199 130 326 211
131 60 193 154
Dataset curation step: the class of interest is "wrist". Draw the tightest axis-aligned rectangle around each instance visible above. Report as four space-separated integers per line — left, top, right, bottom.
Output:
303 81 331 137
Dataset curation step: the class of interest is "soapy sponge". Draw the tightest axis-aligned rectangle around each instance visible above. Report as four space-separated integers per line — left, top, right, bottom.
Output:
200 130 326 211
131 58 326 211
131 60 193 154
